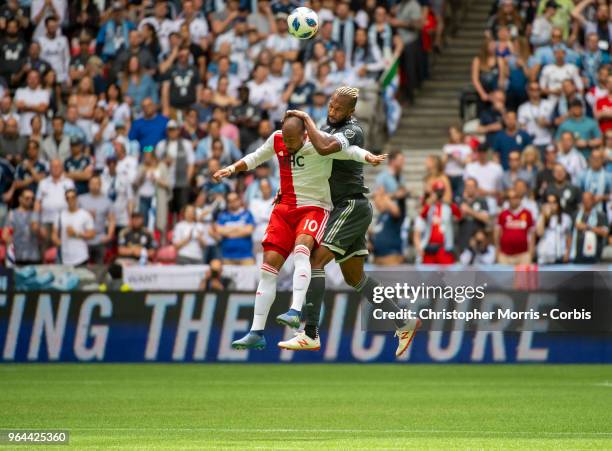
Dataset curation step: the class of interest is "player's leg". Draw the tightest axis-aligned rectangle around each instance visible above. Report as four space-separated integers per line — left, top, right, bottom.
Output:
277 244 333 351
232 206 293 350
231 250 285 350
339 255 419 357
276 207 328 329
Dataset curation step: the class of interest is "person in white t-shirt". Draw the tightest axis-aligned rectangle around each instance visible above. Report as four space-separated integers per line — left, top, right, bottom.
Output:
35 159 75 228
14 70 50 136
173 204 208 264
265 13 299 62
539 47 583 98
36 16 70 84
518 82 554 149
51 188 95 266
442 125 473 201
30 0 67 39
464 145 504 214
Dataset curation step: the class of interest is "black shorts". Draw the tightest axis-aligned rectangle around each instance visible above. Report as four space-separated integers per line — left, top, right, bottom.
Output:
322 197 372 262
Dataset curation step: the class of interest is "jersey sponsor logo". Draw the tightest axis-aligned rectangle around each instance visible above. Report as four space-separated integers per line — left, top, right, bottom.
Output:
279 154 305 168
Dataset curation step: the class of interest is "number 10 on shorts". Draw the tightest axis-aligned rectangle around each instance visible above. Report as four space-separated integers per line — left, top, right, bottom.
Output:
303 219 318 232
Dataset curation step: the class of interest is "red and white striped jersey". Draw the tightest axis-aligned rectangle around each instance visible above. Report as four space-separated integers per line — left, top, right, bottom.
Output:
242 131 368 211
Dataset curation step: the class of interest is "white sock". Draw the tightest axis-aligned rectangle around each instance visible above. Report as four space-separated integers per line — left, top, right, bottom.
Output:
251 264 279 331
290 245 311 312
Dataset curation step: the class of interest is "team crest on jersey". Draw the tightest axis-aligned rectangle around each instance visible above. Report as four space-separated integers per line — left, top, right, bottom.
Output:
344 129 355 139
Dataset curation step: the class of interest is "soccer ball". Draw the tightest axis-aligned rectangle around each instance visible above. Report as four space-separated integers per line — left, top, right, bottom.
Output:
287 7 319 40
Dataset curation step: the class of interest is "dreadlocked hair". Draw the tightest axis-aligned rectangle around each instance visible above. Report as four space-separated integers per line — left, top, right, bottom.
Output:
334 86 359 109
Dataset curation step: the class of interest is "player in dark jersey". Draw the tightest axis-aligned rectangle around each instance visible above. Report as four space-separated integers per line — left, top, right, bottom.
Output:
276 86 419 357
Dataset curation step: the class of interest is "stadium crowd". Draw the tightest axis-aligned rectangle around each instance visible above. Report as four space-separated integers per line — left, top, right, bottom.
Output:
0 0 441 272
371 0 611 265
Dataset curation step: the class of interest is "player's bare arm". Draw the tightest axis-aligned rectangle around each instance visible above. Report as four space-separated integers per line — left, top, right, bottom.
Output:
286 109 340 155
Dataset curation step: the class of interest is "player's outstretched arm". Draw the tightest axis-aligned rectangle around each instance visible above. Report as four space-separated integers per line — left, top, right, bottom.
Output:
286 110 341 155
214 134 277 181
336 146 387 166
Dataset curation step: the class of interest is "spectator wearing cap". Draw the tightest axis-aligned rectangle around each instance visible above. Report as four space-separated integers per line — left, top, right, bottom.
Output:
495 188 535 264
555 99 602 155
14 70 49 136
414 179 461 264
457 178 490 254
101 155 134 235
539 46 583 99
128 97 169 150
464 144 504 214
576 149 612 212
552 80 590 130
266 12 299 62
213 192 256 265
14 140 47 194
156 119 195 221
134 147 170 232
51 188 96 266
78 175 115 264
2 188 42 265
116 211 156 266
531 1 559 47
570 191 609 263
161 46 203 120
95 1 135 62
173 204 208 264
492 111 532 170
64 136 93 195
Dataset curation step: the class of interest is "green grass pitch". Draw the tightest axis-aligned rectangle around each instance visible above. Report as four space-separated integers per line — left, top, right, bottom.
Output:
1 364 612 449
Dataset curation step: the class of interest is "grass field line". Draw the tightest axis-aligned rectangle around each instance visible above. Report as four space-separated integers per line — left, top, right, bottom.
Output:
2 379 610 389
61 427 612 437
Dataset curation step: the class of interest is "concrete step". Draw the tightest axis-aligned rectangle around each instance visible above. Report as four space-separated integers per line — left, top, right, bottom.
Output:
413 96 461 107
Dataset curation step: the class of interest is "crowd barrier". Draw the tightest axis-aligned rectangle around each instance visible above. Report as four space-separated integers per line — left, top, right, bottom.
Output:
1 288 611 363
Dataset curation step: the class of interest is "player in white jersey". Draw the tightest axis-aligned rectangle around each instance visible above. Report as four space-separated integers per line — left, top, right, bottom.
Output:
213 116 385 349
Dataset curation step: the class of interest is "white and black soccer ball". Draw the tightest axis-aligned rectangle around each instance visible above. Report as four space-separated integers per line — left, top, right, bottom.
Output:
287 7 319 40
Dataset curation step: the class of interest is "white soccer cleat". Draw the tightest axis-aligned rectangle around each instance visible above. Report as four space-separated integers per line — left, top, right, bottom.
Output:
395 319 421 357
278 330 321 351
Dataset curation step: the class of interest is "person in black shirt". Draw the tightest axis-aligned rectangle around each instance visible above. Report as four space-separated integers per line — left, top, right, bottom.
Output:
282 61 316 110
14 139 47 194
544 163 582 217
457 177 490 252
162 46 202 118
0 19 26 88
535 145 558 200
64 136 94 195
230 85 262 152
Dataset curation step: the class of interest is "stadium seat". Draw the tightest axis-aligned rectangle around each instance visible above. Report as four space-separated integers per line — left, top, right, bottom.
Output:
155 245 177 264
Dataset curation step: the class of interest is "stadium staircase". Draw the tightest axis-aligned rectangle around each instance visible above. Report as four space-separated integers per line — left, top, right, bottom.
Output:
366 0 492 199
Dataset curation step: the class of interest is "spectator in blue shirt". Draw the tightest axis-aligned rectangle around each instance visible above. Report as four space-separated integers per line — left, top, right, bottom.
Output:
124 56 159 117
555 99 603 156
214 192 255 264
128 98 168 150
492 111 532 170
0 156 15 227
576 149 612 212
96 4 135 62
